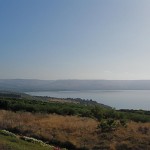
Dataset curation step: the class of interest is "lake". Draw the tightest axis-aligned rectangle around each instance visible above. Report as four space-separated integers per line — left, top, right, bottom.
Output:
27 90 150 110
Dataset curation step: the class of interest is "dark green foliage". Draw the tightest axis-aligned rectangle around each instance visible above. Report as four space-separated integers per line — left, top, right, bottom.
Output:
0 98 93 117
119 109 150 122
120 119 127 127
0 97 149 123
98 118 128 132
90 106 104 121
98 119 120 132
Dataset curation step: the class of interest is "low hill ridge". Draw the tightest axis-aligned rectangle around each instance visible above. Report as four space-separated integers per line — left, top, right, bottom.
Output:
1 79 150 91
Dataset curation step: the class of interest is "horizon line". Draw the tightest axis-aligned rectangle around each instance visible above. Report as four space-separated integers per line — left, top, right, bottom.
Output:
1 78 150 81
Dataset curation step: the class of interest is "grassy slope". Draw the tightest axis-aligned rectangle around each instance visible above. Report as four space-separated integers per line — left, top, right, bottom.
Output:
0 110 97 149
0 110 150 150
0 92 150 149
0 133 54 150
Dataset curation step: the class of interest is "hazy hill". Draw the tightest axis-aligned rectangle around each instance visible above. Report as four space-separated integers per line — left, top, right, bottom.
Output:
1 79 150 92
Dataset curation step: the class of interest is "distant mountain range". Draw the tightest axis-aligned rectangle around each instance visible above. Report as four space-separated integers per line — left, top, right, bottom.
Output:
1 79 150 92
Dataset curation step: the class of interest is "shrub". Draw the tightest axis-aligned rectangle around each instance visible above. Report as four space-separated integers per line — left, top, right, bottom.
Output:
119 119 127 127
98 119 119 132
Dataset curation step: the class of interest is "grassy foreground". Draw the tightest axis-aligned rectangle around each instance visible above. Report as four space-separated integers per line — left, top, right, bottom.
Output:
0 110 150 150
0 130 56 150
0 92 150 149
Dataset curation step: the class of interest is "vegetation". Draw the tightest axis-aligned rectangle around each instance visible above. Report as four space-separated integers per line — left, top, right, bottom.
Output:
97 118 127 133
0 110 97 149
0 92 149 149
0 93 150 131
0 110 149 150
0 95 150 122
0 129 60 150
119 109 150 122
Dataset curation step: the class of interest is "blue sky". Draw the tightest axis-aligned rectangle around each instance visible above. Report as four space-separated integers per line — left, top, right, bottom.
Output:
0 0 150 80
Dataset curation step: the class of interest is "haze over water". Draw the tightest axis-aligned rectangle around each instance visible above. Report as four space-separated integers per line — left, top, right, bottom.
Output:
27 90 150 110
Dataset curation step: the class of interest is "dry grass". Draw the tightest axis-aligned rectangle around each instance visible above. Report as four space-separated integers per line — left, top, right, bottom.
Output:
110 122 150 150
0 110 98 149
0 110 150 149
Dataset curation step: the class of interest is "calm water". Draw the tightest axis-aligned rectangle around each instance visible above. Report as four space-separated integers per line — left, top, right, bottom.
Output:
27 90 150 110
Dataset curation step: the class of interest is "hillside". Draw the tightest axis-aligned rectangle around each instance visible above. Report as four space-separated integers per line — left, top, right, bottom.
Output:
0 92 150 150
0 129 67 150
0 110 150 150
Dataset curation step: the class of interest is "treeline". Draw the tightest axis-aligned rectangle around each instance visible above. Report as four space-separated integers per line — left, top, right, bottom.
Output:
33 96 111 109
119 109 150 115
119 109 150 122
0 97 150 122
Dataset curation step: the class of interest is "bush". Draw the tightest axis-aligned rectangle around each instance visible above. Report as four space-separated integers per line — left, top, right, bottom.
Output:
120 119 127 127
98 119 119 132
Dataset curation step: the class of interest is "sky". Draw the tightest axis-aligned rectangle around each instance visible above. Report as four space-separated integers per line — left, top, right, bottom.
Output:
0 0 150 80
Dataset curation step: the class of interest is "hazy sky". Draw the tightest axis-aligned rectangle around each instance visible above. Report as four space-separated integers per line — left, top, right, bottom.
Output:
1 0 150 80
